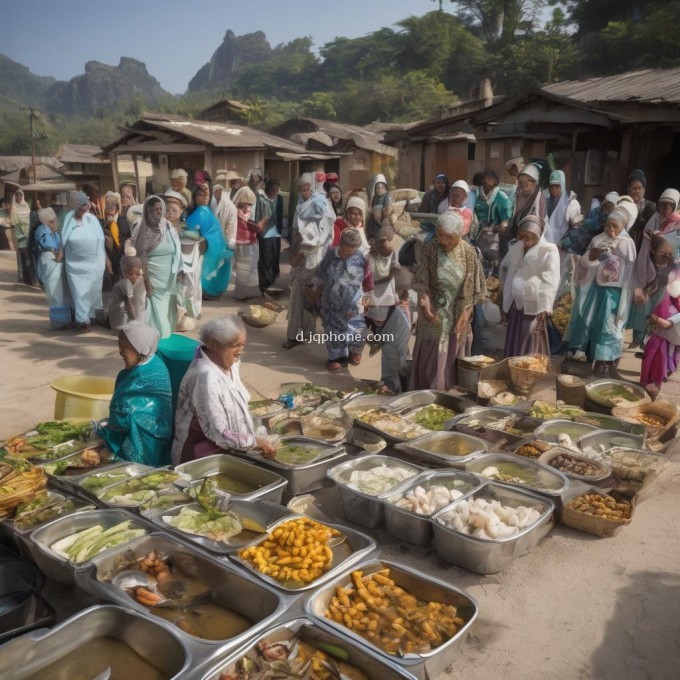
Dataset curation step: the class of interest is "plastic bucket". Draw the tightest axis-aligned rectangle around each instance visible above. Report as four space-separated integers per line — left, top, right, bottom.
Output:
51 376 116 421
157 334 200 414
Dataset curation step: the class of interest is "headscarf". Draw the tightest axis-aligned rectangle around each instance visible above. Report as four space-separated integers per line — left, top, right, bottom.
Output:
298 172 314 188
232 186 257 206
603 192 620 207
129 195 169 262
657 188 680 234
616 196 638 230
345 196 366 224
72 191 89 209
10 190 30 226
437 211 463 236
327 183 347 216
607 207 629 228
121 323 160 358
518 214 544 238
164 189 187 208
658 188 680 211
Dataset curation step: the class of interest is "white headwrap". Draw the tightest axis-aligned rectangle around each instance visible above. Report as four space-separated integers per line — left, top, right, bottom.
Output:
437 211 463 235
604 192 620 206
617 196 639 229
121 323 160 357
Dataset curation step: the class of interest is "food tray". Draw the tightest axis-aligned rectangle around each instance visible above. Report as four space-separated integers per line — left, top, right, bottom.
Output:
538 448 611 483
511 438 558 458
561 487 636 537
40 446 120 494
432 482 556 574
381 470 484 545
173 453 288 503
68 462 157 500
327 455 423 529
451 406 517 428
1 489 96 538
395 431 489 467
534 419 598 440
577 430 645 456
248 399 287 428
27 508 155 585
94 468 184 510
150 499 294 555
387 390 475 418
246 436 348 499
306 559 478 680
229 519 376 593
585 379 650 409
75 533 286 658
595 447 670 493
342 394 428 443
464 452 569 499
0 604 191 680
198 616 416 680
26 435 103 464
575 412 645 435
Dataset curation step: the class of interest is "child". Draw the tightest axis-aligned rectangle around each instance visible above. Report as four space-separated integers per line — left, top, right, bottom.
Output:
365 226 400 332
109 256 146 331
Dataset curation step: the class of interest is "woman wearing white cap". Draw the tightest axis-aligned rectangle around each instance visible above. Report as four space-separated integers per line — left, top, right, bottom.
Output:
502 163 546 259
544 170 581 246
170 169 192 209
447 180 478 240
565 206 636 377
500 215 559 358
629 188 680 349
559 191 619 256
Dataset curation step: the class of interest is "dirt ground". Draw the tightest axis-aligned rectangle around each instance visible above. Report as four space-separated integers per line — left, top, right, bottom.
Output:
1 249 679 680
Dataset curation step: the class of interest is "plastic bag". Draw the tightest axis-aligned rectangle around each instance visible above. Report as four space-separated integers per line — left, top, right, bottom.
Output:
521 317 550 358
177 272 196 318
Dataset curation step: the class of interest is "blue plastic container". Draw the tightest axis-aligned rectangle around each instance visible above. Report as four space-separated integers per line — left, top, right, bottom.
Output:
157 334 200 414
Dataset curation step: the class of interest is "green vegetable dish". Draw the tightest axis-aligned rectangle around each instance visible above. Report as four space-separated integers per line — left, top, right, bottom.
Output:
274 445 323 465
80 471 131 493
49 521 147 563
12 492 84 531
207 473 258 495
410 404 456 430
162 505 244 543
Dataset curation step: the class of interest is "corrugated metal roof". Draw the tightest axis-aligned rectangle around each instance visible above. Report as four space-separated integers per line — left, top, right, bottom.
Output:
0 156 60 173
544 67 680 105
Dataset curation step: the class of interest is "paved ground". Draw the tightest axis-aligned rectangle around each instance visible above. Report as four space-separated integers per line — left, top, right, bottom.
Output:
1 249 679 680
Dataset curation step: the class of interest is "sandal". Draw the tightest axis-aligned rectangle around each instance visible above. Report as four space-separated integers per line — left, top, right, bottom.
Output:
327 361 342 373
348 352 362 366
77 323 92 334
282 339 301 350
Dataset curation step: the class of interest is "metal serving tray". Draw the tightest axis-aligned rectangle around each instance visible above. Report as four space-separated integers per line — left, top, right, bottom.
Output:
26 433 103 464
387 390 476 418
246 436 348 498
306 559 478 680
534 419 598 440
0 604 191 680
585 378 649 408
173 453 288 504
41 445 120 494
229 519 376 593
75 533 287 661
395 431 489 467
198 616 417 680
94 468 184 510
326 455 423 529
432 482 555 574
28 508 154 585
464 452 570 499
577 429 645 457
575 412 646 435
538 447 612 484
69 462 157 500
381 470 484 545
451 406 518 428
150 499 294 555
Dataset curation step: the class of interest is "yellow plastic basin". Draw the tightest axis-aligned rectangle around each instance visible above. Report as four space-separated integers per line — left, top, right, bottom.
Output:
51 375 116 421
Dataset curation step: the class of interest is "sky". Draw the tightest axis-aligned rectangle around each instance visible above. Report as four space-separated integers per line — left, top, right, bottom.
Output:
2 0 444 94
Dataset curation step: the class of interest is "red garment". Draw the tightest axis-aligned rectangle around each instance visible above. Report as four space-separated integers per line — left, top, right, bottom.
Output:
332 216 366 248
448 206 473 236
236 206 257 245
660 212 680 234
640 292 680 388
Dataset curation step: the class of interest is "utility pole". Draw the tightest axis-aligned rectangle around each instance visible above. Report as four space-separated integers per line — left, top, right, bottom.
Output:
29 109 36 184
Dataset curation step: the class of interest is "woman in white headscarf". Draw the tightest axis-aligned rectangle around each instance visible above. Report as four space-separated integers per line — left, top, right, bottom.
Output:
210 183 238 247
10 189 37 285
127 195 183 338
500 215 560 358
61 191 106 332
232 185 262 300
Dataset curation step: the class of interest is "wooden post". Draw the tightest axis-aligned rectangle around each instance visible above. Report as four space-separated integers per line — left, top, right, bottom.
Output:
111 153 120 192
133 153 142 200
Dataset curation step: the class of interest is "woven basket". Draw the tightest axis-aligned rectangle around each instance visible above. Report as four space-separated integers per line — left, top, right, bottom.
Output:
556 374 587 408
239 305 280 329
611 401 679 442
561 489 635 537
508 355 553 395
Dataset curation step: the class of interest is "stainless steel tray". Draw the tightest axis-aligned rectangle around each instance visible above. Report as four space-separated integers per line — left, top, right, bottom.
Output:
94 468 184 510
538 447 612 483
577 429 645 456
75 533 287 659
432 482 556 574
585 378 650 408
229 518 376 593
464 452 570 499
246 436 348 498
150 499 294 555
173 453 288 503
198 616 416 680
534 419 598 440
305 559 478 680
395 431 489 467
0 604 191 680
28 508 154 585
68 462 157 500
387 389 475 418
327 455 423 529
40 445 120 494
381 470 484 545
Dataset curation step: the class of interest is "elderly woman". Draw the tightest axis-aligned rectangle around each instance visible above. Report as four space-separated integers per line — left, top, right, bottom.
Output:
629 188 680 349
62 191 106 333
232 185 263 300
366 174 392 241
186 184 232 300
565 207 637 377
170 169 193 210
172 315 277 464
448 180 477 240
313 228 374 371
97 323 173 466
210 183 238 247
32 207 71 329
283 173 335 349
421 174 451 215
410 212 487 390
500 215 560 357
10 189 37 285
127 195 183 338
626 169 657 252
331 195 369 253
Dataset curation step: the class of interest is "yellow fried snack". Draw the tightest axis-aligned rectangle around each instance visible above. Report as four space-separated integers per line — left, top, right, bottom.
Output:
238 517 341 584
326 568 466 655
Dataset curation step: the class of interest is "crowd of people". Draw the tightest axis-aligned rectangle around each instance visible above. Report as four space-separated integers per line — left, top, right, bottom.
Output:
4 160 680 402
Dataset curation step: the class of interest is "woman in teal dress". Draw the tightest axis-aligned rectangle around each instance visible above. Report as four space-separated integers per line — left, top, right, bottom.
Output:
97 323 173 466
185 184 232 299
127 196 183 338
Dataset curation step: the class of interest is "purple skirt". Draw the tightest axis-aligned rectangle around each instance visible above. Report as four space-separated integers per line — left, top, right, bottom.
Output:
504 303 535 358
409 333 458 391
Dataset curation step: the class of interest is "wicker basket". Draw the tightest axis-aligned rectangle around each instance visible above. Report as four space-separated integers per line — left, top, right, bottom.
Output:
556 374 587 408
611 401 680 442
561 489 635 537
239 305 280 328
508 355 553 395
